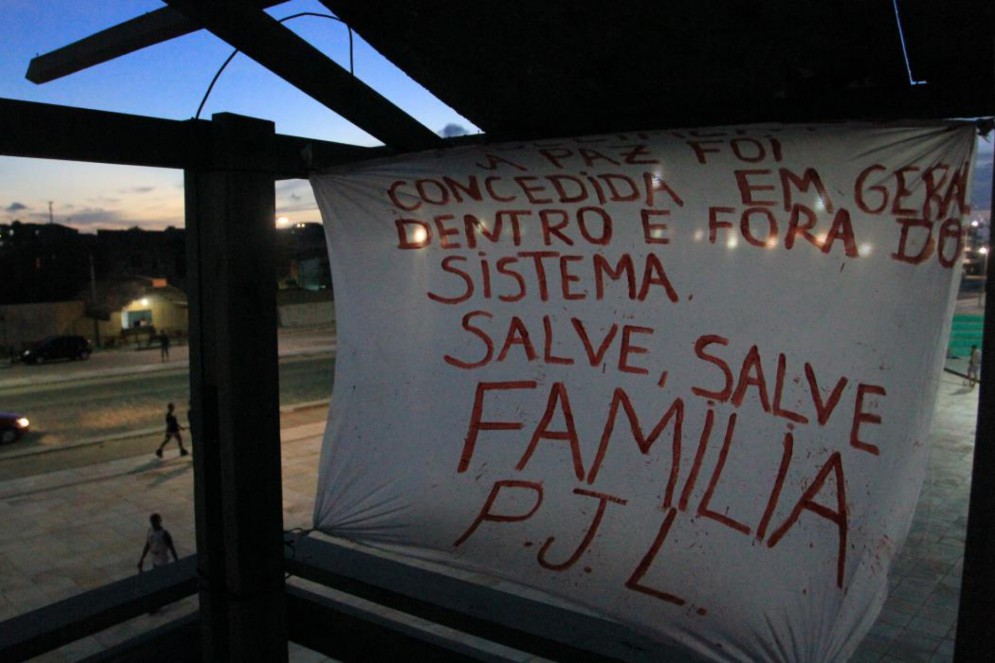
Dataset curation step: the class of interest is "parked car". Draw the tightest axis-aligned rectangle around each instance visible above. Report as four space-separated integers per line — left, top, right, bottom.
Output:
20 335 92 364
0 411 29 444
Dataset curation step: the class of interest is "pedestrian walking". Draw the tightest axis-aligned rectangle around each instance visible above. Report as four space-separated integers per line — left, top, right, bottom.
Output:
137 513 179 572
967 344 981 389
155 402 189 458
159 331 170 362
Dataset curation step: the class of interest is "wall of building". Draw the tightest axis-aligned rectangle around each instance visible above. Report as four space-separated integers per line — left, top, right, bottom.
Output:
119 294 187 334
276 289 335 328
0 300 87 350
277 301 335 327
0 294 333 355
0 297 191 352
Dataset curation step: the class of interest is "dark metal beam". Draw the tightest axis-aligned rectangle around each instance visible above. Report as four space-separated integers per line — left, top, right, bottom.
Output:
186 113 287 661
0 98 210 170
25 2 285 84
285 534 695 662
77 614 201 663
0 556 197 661
954 141 995 661
162 0 443 153
285 586 478 662
0 97 386 176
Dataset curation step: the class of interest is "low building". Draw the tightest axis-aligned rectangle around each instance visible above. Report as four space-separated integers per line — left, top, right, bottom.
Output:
83 277 188 348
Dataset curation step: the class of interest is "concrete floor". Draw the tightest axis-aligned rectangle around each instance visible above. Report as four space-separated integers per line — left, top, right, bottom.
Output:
0 322 985 661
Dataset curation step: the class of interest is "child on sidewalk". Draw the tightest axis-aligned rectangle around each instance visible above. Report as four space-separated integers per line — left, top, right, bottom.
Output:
137 513 178 571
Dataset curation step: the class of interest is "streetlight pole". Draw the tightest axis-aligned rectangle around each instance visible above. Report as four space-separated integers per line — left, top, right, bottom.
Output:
979 247 989 308
89 254 101 347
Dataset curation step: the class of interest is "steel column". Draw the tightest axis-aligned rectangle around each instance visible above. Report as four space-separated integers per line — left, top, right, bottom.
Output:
186 113 287 661
954 138 995 661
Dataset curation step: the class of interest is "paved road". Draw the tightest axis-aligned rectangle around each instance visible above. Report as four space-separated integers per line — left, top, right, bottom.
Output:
0 326 337 480
0 353 333 446
0 403 328 482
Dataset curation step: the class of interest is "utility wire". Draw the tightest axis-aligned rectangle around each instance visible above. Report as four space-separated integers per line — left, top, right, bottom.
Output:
195 12 354 120
891 0 926 86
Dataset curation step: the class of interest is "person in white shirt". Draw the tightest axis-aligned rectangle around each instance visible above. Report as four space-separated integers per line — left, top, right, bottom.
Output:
967 344 982 389
137 513 179 571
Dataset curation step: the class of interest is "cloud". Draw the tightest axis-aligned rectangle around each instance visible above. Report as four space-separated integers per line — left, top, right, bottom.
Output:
121 186 156 194
275 180 319 216
38 207 145 231
276 180 310 195
87 196 122 206
439 123 469 138
61 208 124 227
277 199 320 215
5 202 27 212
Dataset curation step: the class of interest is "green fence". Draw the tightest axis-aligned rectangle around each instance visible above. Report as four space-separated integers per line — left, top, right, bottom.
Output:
949 314 983 358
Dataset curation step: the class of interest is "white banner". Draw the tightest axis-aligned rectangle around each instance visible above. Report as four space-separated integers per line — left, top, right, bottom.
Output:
310 123 975 661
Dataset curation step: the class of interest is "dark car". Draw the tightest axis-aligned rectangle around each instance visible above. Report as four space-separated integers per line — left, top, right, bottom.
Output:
20 335 92 364
0 411 29 444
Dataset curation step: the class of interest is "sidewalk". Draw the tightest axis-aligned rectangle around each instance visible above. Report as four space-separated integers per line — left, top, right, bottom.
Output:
0 318 984 661
851 370 977 661
0 325 338 661
0 418 329 661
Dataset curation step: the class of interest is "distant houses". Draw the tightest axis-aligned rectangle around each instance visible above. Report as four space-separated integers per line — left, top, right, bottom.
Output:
0 221 332 354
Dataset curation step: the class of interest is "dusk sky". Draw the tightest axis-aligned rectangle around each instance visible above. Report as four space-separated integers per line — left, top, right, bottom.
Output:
0 1 991 233
0 0 479 232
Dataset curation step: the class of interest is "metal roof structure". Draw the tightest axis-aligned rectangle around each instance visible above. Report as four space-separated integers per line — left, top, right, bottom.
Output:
24 0 995 148
2 1 995 661
324 0 995 138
